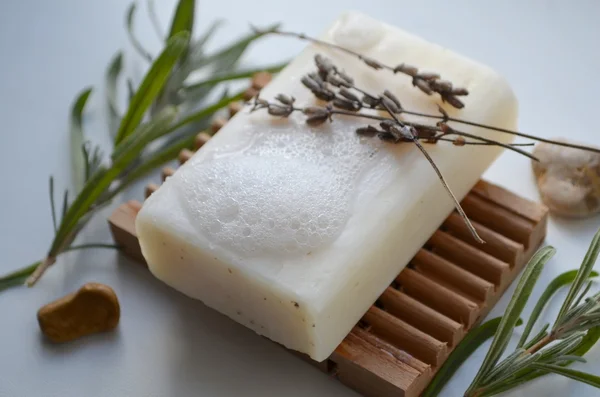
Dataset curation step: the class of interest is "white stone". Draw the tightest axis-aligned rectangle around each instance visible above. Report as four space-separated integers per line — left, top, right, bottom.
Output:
136 11 518 361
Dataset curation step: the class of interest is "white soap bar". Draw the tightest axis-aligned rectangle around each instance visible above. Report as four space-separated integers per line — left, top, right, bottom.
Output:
136 11 518 361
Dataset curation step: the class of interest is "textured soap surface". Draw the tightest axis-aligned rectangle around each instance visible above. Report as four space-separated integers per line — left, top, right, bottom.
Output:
136 11 518 361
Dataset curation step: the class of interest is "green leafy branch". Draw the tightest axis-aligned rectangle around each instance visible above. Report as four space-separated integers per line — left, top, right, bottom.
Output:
423 228 600 396
0 0 285 291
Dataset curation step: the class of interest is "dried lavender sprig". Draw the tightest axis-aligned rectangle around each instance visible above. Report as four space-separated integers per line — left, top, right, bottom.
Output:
315 55 600 155
249 97 532 149
318 68 539 161
379 100 485 244
253 27 468 108
399 108 600 155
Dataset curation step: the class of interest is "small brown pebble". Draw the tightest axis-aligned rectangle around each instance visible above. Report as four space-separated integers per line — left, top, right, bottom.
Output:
532 139 600 217
228 101 243 117
243 87 259 101
37 283 120 343
210 118 227 134
251 71 272 90
194 132 211 150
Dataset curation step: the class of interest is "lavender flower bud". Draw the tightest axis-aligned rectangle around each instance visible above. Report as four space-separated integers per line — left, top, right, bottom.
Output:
268 106 293 117
443 94 465 109
451 87 469 96
413 78 433 95
301 76 322 92
417 72 441 81
362 94 380 108
337 70 354 85
339 88 360 102
333 98 361 112
383 90 402 111
393 63 418 76
362 57 383 70
315 54 335 74
275 93 295 105
356 125 379 137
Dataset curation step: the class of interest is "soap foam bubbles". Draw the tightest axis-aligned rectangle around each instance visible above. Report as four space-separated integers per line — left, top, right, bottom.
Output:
177 116 381 259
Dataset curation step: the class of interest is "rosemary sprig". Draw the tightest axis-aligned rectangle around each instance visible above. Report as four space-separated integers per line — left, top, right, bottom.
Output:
461 228 600 397
0 0 282 291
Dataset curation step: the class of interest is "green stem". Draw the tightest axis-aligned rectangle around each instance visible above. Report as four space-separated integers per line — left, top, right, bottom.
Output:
0 244 118 292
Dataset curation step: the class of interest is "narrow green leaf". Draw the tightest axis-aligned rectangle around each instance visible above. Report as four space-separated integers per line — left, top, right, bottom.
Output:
127 79 135 103
571 326 600 357
183 61 287 101
167 24 278 102
82 143 90 180
167 0 195 42
61 189 69 223
49 176 57 233
573 280 594 310
0 261 39 293
147 0 164 41
555 355 588 364
51 108 178 255
193 19 223 50
421 317 523 397
114 31 190 145
466 246 555 394
531 363 600 389
125 2 152 62
70 87 93 192
198 24 280 72
518 269 599 348
106 51 123 139
112 106 178 161
556 229 600 327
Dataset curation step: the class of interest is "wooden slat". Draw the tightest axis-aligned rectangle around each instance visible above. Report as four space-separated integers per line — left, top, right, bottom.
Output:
178 149 194 164
108 201 143 263
472 180 548 223
397 269 479 327
429 230 510 286
145 183 159 199
379 287 464 347
332 332 430 397
350 327 430 374
461 194 535 249
363 307 448 367
161 166 175 181
194 132 211 150
412 249 494 303
443 212 524 268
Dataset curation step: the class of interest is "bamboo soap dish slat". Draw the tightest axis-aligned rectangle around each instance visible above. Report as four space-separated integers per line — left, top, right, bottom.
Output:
108 119 549 397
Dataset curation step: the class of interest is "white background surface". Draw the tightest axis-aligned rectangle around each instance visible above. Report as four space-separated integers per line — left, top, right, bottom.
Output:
1 0 600 396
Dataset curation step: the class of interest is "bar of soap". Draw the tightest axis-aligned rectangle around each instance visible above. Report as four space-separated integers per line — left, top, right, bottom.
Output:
136 11 518 361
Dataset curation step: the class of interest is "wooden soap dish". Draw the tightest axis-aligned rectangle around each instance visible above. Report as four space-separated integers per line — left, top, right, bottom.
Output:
108 110 548 397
